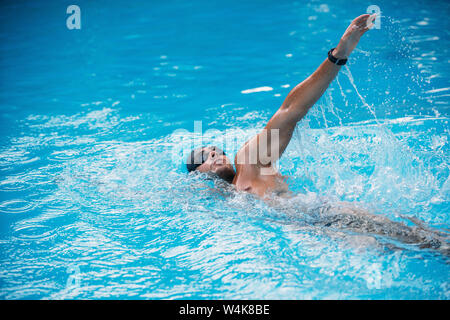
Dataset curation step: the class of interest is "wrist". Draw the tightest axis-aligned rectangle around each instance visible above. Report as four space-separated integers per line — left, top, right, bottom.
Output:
328 47 348 65
332 47 348 59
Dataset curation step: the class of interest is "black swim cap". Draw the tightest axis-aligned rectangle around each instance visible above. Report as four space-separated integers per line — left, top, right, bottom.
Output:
186 146 226 172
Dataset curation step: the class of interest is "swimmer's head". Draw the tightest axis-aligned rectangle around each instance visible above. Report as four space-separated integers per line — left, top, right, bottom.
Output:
186 146 235 183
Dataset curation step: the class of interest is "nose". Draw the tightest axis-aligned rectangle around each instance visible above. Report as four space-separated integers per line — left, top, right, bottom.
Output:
209 151 217 159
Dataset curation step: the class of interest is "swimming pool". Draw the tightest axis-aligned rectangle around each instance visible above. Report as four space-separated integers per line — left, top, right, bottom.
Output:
0 0 449 299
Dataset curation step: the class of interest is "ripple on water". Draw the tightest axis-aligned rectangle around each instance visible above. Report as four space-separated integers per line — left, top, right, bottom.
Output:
43 198 80 211
0 171 56 192
47 149 80 162
0 156 40 169
12 223 56 241
0 199 36 214
0 178 32 192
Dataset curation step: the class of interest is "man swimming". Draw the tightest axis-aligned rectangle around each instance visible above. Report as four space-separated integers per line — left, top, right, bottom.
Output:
187 14 373 197
185 14 449 254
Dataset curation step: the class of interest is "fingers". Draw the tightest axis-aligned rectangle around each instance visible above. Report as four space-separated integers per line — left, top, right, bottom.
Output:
366 13 377 29
353 13 377 33
353 14 370 26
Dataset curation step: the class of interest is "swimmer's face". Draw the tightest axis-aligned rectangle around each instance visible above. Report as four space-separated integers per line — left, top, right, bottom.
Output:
187 146 236 183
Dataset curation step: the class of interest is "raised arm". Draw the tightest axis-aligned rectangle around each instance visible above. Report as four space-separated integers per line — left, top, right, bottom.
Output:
239 14 374 168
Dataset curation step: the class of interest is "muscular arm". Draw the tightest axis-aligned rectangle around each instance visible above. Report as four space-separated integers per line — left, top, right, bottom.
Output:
239 14 373 168
265 58 342 157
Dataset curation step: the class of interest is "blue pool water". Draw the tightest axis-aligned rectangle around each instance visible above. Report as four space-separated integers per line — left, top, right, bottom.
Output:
0 0 449 299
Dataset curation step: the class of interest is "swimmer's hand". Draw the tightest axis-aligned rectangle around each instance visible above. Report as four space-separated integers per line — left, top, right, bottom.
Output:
333 14 376 59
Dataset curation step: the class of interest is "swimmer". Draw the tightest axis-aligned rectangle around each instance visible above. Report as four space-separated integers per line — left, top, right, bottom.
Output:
186 14 449 254
187 14 374 197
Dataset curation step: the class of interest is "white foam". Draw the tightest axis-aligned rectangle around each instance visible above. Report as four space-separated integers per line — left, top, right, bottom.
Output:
241 86 273 94
425 87 450 94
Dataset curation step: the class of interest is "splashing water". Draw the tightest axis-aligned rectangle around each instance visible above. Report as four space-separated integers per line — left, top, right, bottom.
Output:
0 0 449 299
342 66 379 122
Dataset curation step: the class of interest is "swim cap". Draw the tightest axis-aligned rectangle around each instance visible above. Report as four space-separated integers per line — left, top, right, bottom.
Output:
186 146 226 172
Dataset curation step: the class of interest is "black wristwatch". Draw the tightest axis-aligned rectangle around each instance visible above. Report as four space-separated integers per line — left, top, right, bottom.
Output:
327 48 347 65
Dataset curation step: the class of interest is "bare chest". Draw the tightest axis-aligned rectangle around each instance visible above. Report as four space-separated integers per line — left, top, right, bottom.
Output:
233 166 289 198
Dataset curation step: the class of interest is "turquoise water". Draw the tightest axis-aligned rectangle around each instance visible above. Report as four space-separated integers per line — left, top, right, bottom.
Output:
0 0 449 299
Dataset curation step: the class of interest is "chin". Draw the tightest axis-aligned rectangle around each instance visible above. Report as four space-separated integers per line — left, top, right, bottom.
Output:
214 165 235 183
